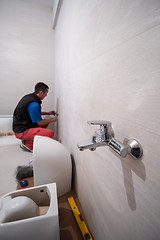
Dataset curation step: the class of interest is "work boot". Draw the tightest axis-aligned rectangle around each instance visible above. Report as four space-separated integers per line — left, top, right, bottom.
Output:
20 142 33 153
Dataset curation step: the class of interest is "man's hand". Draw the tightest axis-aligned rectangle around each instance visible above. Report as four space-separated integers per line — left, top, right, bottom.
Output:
48 110 56 115
37 116 56 127
50 116 56 122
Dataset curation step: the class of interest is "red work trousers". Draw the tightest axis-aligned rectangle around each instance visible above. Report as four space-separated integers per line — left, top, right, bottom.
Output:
14 127 54 150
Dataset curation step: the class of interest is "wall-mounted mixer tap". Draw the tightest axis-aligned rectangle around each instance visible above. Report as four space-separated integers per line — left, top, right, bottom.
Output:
77 121 114 151
77 121 143 159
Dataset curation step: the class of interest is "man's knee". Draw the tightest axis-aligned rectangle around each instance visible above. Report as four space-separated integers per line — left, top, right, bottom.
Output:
48 129 54 138
37 128 54 139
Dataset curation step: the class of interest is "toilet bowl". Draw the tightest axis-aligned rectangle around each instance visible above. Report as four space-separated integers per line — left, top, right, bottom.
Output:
0 183 59 240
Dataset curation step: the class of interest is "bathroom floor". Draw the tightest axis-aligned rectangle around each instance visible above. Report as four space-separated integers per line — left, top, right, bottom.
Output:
0 135 89 240
0 135 32 197
17 178 86 240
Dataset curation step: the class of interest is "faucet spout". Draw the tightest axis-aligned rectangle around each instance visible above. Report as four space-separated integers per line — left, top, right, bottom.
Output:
77 121 114 151
77 138 107 151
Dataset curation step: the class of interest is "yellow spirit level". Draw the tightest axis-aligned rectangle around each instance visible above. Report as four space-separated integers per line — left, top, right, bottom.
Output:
68 196 93 240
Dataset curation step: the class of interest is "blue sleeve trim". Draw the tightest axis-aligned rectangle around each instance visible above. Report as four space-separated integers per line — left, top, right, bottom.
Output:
27 102 42 123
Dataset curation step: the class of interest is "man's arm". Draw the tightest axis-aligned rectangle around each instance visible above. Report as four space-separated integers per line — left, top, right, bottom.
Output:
37 116 56 127
41 111 56 115
27 102 56 127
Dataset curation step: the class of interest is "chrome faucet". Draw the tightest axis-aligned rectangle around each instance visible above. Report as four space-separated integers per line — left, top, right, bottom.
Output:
77 121 114 151
77 121 143 159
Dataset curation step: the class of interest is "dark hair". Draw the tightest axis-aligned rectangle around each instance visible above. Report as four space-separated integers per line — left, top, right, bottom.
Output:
34 82 49 93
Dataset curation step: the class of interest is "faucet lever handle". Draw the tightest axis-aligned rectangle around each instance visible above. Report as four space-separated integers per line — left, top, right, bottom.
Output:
87 120 111 126
87 120 114 141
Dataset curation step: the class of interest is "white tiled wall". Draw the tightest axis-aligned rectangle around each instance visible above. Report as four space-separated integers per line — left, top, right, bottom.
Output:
54 1 160 239
0 0 54 115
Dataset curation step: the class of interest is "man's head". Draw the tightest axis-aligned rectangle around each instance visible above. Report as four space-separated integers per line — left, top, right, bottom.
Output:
35 82 49 100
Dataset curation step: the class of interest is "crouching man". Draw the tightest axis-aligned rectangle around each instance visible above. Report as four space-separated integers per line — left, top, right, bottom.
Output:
12 82 56 152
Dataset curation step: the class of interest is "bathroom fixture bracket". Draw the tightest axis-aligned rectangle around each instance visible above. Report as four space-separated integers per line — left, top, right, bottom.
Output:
124 138 143 159
77 121 143 159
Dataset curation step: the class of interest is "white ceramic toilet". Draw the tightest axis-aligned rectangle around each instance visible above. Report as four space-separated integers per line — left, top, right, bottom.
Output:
33 136 72 197
0 183 59 240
